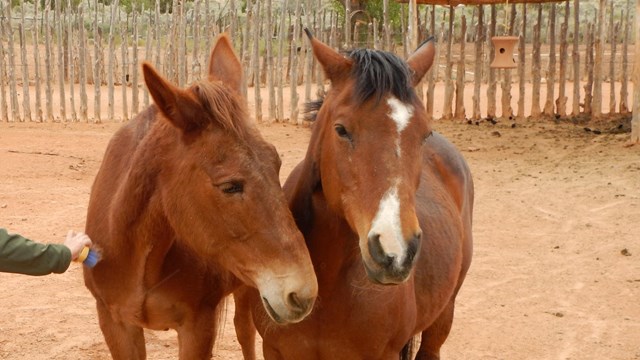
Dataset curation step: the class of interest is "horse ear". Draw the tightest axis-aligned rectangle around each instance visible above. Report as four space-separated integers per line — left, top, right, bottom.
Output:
406 37 436 87
142 62 205 132
304 28 352 84
207 33 243 94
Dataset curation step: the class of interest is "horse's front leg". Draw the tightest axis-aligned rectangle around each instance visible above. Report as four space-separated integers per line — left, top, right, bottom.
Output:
96 300 146 360
233 287 257 360
176 307 217 360
414 300 456 360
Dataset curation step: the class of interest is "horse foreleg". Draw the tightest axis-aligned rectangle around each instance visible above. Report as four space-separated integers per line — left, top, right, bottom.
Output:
176 308 216 360
233 288 257 360
96 301 146 360
414 300 455 360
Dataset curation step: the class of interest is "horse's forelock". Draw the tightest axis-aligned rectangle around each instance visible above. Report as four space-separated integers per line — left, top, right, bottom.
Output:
191 81 249 138
348 49 415 105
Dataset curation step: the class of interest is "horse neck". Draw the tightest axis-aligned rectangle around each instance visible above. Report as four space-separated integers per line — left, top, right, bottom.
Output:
109 120 180 285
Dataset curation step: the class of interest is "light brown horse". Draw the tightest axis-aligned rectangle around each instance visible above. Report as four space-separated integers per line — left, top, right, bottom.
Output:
83 34 318 360
234 31 474 359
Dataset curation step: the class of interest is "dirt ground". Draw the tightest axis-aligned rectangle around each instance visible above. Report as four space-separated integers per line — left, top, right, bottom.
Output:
1 94 639 359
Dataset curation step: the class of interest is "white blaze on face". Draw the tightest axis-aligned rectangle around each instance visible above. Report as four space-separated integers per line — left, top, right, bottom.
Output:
368 180 405 265
386 97 414 157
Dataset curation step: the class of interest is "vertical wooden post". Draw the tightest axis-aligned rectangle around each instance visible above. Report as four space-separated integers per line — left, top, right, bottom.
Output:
530 4 542 118
556 1 569 117
131 9 139 117
94 0 102 123
55 0 66 121
383 0 390 51
229 0 236 39
631 0 639 143
500 4 516 119
154 0 161 71
345 0 351 49
315 6 325 99
265 0 275 122
592 0 606 117
178 0 186 87
290 0 302 124
572 0 580 115
6 3 20 122
19 1 32 122
240 0 252 98
517 4 527 120
32 0 42 122
120 19 129 121
487 5 497 118
144 8 152 108
409 0 421 99
253 1 262 123
192 0 201 82
608 3 618 115
107 0 118 121
454 14 466 121
303 0 313 103
78 5 88 122
45 0 54 121
67 0 77 122
583 22 594 115
426 5 436 120
276 0 289 122
442 6 454 120
620 0 630 113
543 4 556 116
472 6 484 120
0 1 8 122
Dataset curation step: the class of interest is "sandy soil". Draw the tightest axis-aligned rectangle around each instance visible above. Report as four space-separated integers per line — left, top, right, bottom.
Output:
1 90 639 360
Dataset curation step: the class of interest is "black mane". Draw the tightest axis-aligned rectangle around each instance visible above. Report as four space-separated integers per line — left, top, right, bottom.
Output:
304 48 415 122
348 48 415 105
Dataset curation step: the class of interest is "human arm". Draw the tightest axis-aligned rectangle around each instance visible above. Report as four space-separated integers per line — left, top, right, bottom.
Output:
0 228 92 276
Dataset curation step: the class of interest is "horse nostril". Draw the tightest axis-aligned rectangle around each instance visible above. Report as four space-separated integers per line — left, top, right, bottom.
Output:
368 234 395 268
403 232 422 267
287 292 305 312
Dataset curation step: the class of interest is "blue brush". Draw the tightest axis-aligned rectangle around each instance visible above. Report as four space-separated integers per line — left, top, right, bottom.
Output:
77 246 101 268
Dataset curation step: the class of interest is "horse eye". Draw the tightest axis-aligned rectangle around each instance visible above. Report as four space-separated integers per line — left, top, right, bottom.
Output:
220 181 244 194
334 124 350 139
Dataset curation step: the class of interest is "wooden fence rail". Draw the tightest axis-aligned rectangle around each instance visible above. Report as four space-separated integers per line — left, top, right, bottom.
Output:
0 0 635 124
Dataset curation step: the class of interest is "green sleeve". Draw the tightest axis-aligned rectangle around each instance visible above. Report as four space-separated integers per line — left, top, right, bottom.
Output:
0 228 72 276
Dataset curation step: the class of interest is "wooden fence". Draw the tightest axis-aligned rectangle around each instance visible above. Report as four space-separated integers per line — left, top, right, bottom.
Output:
0 0 635 124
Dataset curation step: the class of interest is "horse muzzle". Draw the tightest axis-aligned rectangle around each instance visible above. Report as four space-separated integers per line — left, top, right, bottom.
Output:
256 272 318 324
362 231 421 285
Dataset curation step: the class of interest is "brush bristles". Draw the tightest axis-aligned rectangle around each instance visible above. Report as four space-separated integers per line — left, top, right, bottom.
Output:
83 249 101 268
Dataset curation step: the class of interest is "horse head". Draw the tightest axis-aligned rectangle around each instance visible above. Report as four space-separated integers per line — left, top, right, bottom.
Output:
142 34 317 324
304 30 435 285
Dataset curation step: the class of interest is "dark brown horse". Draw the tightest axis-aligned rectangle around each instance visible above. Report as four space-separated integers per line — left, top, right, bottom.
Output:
234 31 474 359
83 34 318 359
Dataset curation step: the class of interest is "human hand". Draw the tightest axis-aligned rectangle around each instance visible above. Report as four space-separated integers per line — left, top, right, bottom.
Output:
64 230 93 261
